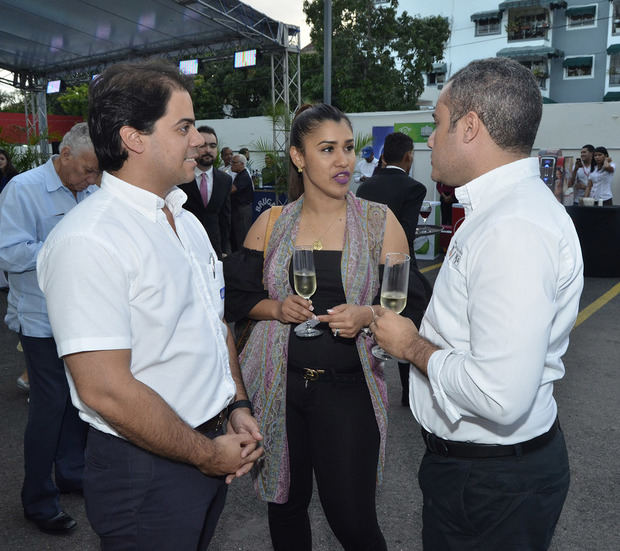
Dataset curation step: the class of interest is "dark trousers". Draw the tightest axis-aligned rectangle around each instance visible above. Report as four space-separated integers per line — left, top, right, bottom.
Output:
20 334 87 519
230 203 253 252
268 369 387 551
418 426 570 550
85 427 227 551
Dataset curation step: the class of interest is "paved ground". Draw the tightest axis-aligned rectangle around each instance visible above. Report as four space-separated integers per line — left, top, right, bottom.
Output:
0 259 619 550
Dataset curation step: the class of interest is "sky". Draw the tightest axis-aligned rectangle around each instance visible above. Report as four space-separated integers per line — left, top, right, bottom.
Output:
246 0 310 47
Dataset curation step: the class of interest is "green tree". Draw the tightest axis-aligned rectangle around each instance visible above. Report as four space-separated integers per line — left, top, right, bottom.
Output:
53 83 89 118
301 0 450 112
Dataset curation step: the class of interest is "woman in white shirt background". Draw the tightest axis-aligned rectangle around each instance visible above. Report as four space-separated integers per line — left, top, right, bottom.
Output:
568 144 594 205
585 146 615 206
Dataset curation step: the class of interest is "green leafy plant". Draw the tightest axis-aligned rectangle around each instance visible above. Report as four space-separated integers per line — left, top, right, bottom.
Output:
0 131 47 173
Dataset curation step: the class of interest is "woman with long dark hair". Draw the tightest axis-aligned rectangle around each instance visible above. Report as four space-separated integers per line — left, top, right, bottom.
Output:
224 104 413 550
585 146 615 205
0 148 19 193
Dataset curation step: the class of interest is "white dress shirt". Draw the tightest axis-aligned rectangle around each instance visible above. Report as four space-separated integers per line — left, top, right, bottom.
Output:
412 157 583 444
37 172 235 436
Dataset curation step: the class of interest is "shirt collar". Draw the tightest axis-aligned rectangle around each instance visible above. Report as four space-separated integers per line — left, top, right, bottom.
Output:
384 165 405 173
455 157 539 217
194 166 213 180
100 172 188 221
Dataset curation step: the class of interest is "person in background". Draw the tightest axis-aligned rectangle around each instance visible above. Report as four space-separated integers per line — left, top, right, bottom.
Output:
0 147 19 193
37 60 263 549
224 103 409 551
568 144 595 205
356 131 432 406
261 154 276 187
221 146 234 175
436 181 457 226
239 147 253 172
178 125 232 258
585 146 615 205
230 153 254 252
352 145 378 193
372 57 583 550
0 122 99 535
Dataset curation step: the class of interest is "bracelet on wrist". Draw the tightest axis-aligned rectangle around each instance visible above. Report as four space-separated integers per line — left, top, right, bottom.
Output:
227 399 254 417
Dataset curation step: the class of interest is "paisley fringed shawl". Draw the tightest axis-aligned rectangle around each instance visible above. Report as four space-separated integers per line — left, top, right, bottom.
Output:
239 192 388 503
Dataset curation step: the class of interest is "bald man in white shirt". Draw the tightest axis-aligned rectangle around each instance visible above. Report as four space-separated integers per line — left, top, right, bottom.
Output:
372 58 583 550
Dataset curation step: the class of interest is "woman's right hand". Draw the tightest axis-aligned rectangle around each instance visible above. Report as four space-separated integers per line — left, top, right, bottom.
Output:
277 295 316 324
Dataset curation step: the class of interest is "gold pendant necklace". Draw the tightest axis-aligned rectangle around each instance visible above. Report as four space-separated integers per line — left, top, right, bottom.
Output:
304 205 346 251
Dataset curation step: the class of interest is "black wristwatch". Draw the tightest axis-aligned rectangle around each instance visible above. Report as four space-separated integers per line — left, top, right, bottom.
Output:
227 399 254 417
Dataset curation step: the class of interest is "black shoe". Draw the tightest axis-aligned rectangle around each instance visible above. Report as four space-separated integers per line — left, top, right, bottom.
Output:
27 511 77 534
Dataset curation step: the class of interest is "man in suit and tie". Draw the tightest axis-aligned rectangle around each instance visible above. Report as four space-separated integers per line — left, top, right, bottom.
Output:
178 126 232 258
357 131 431 406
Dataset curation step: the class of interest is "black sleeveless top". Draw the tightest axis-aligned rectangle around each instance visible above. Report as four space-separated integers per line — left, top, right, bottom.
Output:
287 250 361 371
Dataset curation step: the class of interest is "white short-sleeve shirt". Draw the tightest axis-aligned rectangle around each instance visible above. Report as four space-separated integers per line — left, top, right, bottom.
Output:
37 172 235 436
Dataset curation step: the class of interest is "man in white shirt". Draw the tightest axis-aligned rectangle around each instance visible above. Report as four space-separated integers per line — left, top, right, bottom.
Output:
37 60 263 550
352 145 379 193
0 122 99 535
372 58 583 550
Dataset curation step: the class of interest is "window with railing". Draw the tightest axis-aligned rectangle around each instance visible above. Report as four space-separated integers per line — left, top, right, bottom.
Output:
506 9 550 41
613 1 620 35
566 5 596 28
476 17 502 36
519 59 549 89
427 72 445 86
563 56 594 78
610 54 620 86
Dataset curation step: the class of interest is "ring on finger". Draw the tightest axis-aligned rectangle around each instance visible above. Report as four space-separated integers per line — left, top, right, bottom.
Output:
333 328 340 337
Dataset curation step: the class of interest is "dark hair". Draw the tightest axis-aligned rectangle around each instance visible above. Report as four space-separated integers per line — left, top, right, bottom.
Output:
239 147 249 156
446 57 542 155
382 132 414 164
288 103 353 201
594 146 609 157
197 125 217 141
88 59 193 172
581 144 595 171
0 148 18 179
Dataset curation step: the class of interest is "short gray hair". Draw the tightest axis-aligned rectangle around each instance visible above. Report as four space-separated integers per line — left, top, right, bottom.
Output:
232 154 247 167
446 57 542 155
59 122 93 155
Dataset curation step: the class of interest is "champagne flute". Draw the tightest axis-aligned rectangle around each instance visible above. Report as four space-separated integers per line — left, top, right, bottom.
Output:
372 252 410 361
419 201 432 224
293 245 322 338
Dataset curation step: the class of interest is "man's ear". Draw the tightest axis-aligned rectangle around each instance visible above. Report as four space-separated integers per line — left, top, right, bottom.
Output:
119 126 145 154
59 146 72 161
462 111 481 144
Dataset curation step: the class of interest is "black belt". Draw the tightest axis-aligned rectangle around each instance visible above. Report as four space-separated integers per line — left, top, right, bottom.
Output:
421 417 560 459
288 364 365 384
194 409 226 435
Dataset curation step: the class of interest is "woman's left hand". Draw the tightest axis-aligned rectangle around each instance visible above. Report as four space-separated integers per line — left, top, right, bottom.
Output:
316 304 371 339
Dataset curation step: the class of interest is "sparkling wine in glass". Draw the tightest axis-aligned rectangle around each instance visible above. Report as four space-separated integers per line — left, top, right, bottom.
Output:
420 201 432 224
293 245 322 338
372 252 410 361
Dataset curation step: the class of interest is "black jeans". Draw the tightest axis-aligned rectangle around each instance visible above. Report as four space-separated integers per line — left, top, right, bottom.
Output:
268 369 387 551
418 426 570 550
